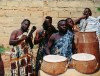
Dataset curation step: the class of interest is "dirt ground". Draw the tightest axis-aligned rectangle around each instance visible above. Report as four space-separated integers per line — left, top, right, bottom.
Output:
0 48 100 76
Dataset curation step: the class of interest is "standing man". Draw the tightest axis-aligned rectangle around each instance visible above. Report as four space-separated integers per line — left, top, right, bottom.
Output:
46 19 74 59
9 19 36 76
34 16 58 76
74 8 92 31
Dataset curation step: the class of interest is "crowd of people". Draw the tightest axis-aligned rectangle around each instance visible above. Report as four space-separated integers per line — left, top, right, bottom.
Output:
9 8 100 76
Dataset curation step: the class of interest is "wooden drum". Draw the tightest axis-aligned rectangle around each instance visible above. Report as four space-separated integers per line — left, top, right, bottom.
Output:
74 32 100 68
41 55 68 75
72 53 98 74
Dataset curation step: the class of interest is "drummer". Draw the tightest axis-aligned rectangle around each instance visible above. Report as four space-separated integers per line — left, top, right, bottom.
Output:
46 18 74 60
74 8 92 31
74 8 100 49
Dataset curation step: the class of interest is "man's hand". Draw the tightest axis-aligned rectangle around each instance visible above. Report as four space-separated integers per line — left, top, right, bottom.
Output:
81 15 87 19
20 35 27 41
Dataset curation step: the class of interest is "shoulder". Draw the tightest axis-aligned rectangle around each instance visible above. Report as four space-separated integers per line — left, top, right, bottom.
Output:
11 29 19 35
50 33 59 39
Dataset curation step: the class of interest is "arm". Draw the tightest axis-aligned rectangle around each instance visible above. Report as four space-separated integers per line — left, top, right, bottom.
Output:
45 35 55 55
9 31 26 46
74 15 87 24
34 30 45 44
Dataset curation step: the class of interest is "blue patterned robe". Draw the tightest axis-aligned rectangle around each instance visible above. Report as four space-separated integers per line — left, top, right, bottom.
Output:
51 30 74 59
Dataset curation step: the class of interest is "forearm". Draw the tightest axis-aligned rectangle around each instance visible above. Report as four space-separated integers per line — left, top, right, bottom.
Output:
74 17 82 24
9 39 23 46
45 47 50 55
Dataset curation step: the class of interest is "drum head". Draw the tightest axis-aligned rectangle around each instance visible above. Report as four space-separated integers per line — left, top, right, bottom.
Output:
43 55 67 62
72 53 95 61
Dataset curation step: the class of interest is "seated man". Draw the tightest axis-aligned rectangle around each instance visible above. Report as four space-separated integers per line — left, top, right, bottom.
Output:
46 19 74 60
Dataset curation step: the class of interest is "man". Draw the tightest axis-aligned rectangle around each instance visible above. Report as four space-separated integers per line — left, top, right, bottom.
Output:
34 16 58 76
46 19 74 59
74 8 92 31
75 8 100 50
9 19 36 76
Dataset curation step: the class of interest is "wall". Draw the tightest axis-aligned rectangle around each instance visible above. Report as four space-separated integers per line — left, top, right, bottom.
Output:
0 0 100 47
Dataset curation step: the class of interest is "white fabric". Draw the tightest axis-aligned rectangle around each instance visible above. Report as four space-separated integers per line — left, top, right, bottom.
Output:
79 16 100 50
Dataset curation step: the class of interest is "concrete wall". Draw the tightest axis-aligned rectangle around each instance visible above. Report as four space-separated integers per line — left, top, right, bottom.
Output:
0 0 100 47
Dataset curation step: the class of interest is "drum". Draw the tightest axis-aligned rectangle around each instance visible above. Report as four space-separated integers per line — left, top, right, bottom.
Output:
74 32 100 68
72 53 98 74
41 55 68 75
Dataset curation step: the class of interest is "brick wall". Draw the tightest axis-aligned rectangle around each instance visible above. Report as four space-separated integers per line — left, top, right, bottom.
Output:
0 0 100 47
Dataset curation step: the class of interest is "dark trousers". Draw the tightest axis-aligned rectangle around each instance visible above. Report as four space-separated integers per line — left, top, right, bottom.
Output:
35 48 46 76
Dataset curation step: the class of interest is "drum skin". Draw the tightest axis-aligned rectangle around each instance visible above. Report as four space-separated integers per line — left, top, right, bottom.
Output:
74 32 100 68
72 59 98 74
41 60 68 75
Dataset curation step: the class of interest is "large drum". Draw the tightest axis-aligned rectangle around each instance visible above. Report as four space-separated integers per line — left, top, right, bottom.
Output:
72 53 98 74
41 55 68 75
74 32 100 68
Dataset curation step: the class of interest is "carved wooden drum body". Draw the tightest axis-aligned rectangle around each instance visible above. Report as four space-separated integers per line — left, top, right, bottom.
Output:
41 55 68 75
72 53 98 74
74 32 100 68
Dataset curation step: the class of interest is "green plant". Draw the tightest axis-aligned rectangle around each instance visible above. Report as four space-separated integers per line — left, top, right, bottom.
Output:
0 46 5 53
97 7 100 12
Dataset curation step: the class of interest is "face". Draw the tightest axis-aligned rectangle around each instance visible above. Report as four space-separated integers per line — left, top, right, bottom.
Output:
58 21 67 33
83 8 92 17
21 20 30 32
67 18 74 28
43 19 52 31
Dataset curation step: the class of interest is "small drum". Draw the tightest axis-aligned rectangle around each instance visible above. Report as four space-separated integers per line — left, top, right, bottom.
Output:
41 55 68 75
72 53 98 74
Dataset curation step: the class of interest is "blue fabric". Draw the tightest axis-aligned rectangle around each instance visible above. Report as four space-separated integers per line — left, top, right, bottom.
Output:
51 30 74 59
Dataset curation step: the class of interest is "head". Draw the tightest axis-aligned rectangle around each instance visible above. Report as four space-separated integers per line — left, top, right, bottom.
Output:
42 19 50 30
45 16 52 24
83 8 92 17
57 20 67 34
66 18 74 29
21 19 30 32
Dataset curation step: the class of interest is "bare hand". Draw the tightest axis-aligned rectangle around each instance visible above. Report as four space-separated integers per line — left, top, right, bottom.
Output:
81 15 87 19
21 35 27 41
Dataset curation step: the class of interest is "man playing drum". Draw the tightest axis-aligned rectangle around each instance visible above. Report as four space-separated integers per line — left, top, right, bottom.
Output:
46 18 74 60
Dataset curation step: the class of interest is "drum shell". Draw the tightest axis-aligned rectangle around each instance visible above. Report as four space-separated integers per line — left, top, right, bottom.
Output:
41 60 68 75
74 32 100 68
72 59 98 74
